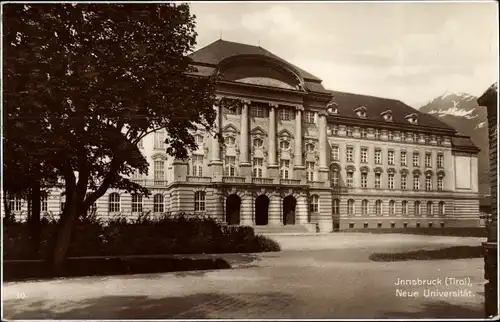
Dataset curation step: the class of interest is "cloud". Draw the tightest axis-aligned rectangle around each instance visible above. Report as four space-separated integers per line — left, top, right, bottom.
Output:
196 13 235 32
241 6 301 35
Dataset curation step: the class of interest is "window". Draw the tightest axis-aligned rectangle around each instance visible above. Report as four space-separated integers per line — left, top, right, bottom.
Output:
132 169 142 180
253 138 263 148
424 136 431 145
132 194 143 213
388 173 394 189
88 202 97 215
375 173 381 189
309 195 319 213
108 193 120 213
388 131 393 141
346 171 354 188
194 191 206 211
360 128 367 138
427 201 433 215
191 155 204 177
413 133 418 142
41 195 48 212
374 129 380 139
438 201 445 215
279 108 292 121
375 200 382 215
306 143 315 152
331 169 339 187
360 147 368 163
413 152 420 167
437 154 444 168
425 153 432 168
253 157 264 178
224 105 240 115
305 111 315 124
437 137 444 146
280 140 290 150
251 106 266 118
332 125 339 135
137 139 143 149
333 199 340 215
425 175 432 191
154 194 164 213
388 151 395 165
9 195 23 212
389 200 396 215
195 135 204 146
224 156 236 176
347 199 355 215
362 199 369 215
306 161 315 181
374 149 382 164
361 173 368 188
154 130 165 149
413 175 420 190
280 159 291 179
346 146 354 163
331 145 339 161
346 127 353 137
154 160 165 180
437 177 444 191
224 136 236 146
414 201 421 215
401 151 407 166
402 201 408 215
401 174 407 190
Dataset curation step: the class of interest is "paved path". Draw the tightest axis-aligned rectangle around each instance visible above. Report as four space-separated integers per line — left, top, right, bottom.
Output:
3 233 486 319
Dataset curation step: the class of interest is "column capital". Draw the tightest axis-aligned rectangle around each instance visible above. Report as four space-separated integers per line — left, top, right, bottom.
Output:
318 110 328 117
241 99 251 105
269 102 279 108
295 105 304 111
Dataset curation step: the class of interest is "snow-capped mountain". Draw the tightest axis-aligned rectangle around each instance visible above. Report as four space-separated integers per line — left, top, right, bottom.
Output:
419 92 490 196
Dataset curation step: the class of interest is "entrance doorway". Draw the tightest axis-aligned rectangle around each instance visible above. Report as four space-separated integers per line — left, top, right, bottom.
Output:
283 195 297 225
225 194 241 225
255 195 270 225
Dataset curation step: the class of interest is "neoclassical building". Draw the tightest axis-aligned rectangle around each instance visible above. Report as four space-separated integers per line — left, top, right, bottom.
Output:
6 40 482 232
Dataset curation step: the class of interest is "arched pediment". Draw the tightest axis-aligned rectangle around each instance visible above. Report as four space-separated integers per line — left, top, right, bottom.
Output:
387 167 396 174
437 169 446 177
360 165 370 173
424 169 434 176
330 163 341 171
222 124 240 134
219 55 304 91
151 153 167 160
277 129 294 138
400 168 409 175
374 166 384 174
345 164 356 172
251 126 267 137
413 169 422 176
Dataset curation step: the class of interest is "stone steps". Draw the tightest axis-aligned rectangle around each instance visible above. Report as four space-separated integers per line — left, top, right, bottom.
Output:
252 224 314 235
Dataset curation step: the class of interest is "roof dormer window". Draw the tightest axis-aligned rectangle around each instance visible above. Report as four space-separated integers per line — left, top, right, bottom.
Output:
327 102 338 115
354 106 367 119
405 113 418 125
381 110 393 122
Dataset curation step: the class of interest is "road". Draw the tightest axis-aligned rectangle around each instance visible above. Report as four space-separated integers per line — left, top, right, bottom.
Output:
3 233 486 319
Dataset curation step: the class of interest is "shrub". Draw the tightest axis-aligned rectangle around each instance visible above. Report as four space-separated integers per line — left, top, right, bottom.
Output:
3 213 281 259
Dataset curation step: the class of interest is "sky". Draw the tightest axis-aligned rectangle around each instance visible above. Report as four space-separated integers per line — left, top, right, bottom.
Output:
189 1 498 108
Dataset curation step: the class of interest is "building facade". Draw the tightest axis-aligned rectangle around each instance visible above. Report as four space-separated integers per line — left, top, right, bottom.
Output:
5 40 482 232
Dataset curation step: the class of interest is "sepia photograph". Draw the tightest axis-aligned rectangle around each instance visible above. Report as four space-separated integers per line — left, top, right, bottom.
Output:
1 0 499 320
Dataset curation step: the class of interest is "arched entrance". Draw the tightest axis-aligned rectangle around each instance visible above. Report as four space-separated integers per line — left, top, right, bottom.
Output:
225 194 241 225
255 195 270 226
283 195 296 225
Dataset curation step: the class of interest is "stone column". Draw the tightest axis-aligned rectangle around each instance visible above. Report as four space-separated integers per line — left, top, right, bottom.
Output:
318 111 329 183
240 192 254 225
296 194 309 224
240 100 252 179
268 194 281 225
294 105 305 180
268 103 279 178
209 101 223 182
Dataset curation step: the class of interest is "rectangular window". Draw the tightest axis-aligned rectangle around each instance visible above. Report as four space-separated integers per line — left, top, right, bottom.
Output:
194 192 206 211
425 176 432 191
361 173 367 188
224 106 241 115
331 145 339 161
401 175 407 190
375 173 381 189
388 150 395 165
374 149 382 164
306 161 315 181
388 131 393 141
374 129 380 139
253 157 264 178
251 106 267 118
425 153 432 168
192 154 204 177
413 152 420 167
360 128 367 138
424 136 431 145
360 147 368 163
332 170 339 187
388 173 394 189
279 108 293 121
413 133 418 143
132 194 143 213
400 151 407 166
346 127 353 137
346 146 354 163
305 111 315 124
437 154 444 168
154 160 165 180
41 195 48 212
280 159 290 179
225 156 236 177
437 177 444 191
154 130 165 149
402 202 407 215
413 176 420 190
346 172 354 188
332 125 339 135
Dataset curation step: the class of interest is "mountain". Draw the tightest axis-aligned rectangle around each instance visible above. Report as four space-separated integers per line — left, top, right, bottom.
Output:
419 92 490 197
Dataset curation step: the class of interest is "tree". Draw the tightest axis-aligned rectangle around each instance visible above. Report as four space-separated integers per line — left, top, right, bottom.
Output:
3 3 220 273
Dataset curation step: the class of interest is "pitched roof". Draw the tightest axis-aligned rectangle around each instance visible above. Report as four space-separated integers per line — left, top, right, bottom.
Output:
451 135 480 152
189 39 321 82
325 89 456 131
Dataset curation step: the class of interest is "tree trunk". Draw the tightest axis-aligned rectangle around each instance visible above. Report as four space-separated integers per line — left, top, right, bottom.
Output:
28 174 41 259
